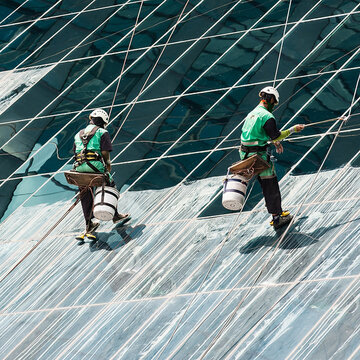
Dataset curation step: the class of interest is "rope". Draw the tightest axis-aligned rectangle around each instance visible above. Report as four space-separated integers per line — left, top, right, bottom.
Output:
0 0 206 190
0 0 63 56
0 0 31 26
1 4 358 358
109 0 286 188
1 63 359 128
273 0 292 86
303 116 349 127
156 180 256 360
0 2 148 29
4 8 357 75
108 0 144 121
0 197 80 284
0 0 158 154
199 74 360 359
274 2 360 110
111 0 192 142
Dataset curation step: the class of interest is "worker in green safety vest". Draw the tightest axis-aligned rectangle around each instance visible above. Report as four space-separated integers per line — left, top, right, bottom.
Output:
73 108 130 237
240 86 304 229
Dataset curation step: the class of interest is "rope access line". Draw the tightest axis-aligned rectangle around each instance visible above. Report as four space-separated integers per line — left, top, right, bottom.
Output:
0 0 338 298
0 0 163 154
155 3 294 355
0 0 147 284
111 0 199 142
0 0 63 56
273 0 292 86
0 62 356 128
107 0 145 121
165 11 360 357
3 8 358 75
0 6 358 360
154 181 257 360
199 77 360 360
0 0 207 190
0 0 31 26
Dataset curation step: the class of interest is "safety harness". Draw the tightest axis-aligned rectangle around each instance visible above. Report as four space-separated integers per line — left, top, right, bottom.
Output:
74 126 104 173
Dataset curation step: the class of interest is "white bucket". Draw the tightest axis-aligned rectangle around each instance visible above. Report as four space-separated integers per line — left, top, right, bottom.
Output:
93 186 120 221
222 174 248 211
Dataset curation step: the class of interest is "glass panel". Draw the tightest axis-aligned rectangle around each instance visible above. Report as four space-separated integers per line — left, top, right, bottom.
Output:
0 2 359 359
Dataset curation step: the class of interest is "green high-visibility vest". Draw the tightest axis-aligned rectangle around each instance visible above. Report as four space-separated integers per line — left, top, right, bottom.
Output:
241 104 274 147
74 124 107 173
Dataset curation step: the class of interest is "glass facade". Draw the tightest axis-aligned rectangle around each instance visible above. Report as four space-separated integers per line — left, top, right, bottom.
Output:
0 1 359 358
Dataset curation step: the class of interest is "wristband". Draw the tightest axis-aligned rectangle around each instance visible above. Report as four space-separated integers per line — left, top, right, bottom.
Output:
288 126 296 134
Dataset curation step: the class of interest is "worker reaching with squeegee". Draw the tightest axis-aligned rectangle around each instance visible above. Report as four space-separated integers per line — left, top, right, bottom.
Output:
222 86 304 230
71 108 131 241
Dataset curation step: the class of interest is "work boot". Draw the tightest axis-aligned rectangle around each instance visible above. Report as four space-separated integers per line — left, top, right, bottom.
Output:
76 233 86 241
270 211 293 230
113 212 131 225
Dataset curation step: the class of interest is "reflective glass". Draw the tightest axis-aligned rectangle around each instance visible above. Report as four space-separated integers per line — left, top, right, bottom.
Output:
0 1 359 359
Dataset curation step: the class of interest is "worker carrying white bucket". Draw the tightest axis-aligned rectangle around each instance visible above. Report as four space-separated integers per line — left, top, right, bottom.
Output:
239 86 304 229
73 108 130 241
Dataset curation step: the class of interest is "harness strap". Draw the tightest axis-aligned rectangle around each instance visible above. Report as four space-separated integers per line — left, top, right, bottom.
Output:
79 126 99 146
241 144 268 159
75 126 104 172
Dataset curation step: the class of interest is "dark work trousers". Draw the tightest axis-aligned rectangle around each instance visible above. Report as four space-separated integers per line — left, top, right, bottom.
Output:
257 176 282 215
79 187 94 224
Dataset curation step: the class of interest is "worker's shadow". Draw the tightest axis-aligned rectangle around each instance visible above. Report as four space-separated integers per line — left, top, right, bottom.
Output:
90 224 146 252
239 216 357 254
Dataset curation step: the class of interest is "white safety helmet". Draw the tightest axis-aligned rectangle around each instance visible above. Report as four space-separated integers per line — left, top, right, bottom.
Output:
259 86 279 104
89 108 109 126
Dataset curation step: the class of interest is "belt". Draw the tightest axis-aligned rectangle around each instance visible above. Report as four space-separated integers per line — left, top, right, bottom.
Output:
241 144 268 153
